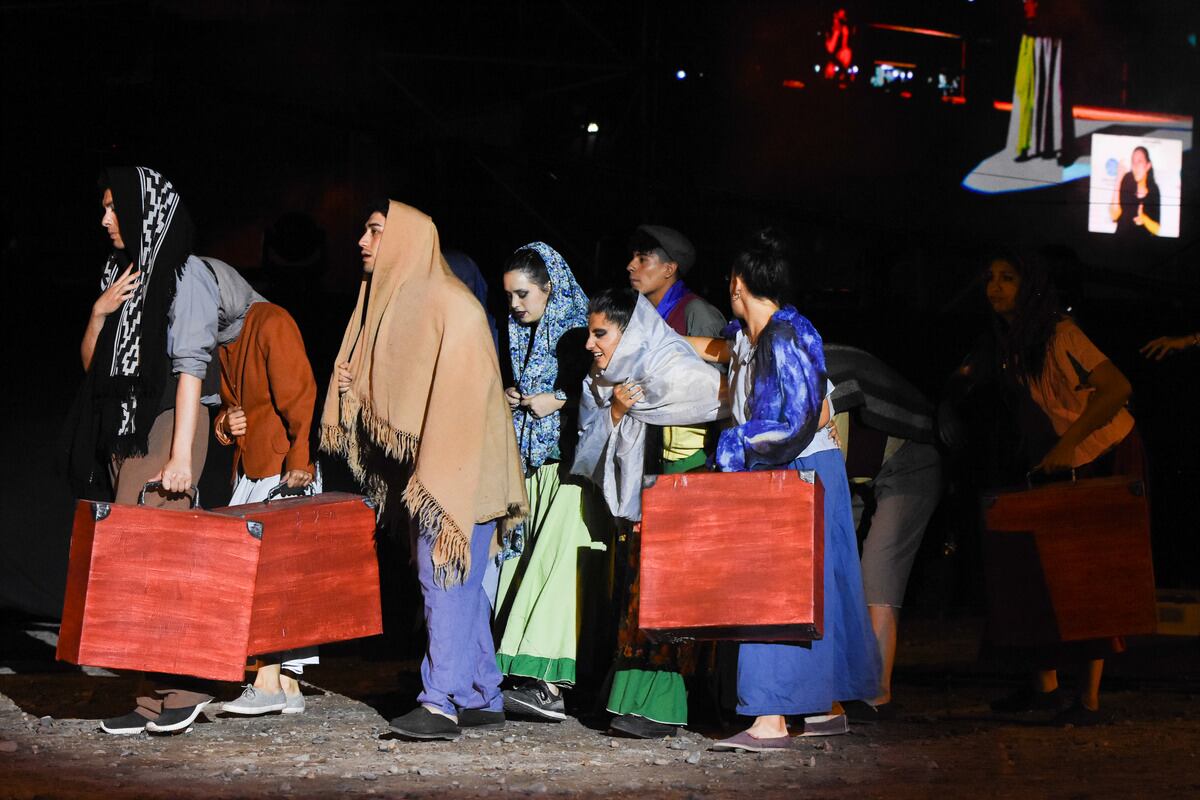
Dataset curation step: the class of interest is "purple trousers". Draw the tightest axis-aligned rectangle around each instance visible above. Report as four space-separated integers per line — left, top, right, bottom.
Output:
416 521 503 716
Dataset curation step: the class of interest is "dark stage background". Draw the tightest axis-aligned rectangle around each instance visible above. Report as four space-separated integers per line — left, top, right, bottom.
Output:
2 0 1198 618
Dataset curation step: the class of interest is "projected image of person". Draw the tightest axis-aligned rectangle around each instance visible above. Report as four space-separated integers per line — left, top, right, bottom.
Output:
1109 146 1162 238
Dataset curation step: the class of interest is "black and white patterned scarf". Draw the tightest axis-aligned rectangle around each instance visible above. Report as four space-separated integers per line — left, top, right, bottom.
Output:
91 166 196 458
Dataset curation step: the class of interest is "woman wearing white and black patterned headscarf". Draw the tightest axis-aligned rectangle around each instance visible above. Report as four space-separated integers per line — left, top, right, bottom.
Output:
66 166 221 506
64 166 224 736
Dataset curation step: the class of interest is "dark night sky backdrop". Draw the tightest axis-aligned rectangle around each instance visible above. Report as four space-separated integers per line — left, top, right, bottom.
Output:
1 0 1198 616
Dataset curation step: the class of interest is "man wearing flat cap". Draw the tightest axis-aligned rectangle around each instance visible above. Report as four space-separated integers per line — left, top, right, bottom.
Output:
607 225 726 739
626 225 725 338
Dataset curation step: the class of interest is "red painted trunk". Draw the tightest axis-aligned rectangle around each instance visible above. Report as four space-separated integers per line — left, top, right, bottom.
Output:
58 492 381 681
209 493 383 656
982 476 1156 646
638 470 824 641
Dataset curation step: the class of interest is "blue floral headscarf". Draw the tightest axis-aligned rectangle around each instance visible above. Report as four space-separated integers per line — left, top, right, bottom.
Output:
507 241 590 475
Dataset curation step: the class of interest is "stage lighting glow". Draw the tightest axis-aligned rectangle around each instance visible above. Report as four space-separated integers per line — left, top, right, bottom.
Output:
676 69 687 80
586 122 600 134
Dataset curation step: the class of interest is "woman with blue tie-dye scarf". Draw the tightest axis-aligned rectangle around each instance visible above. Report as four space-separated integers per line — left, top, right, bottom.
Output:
494 242 609 722
686 229 880 752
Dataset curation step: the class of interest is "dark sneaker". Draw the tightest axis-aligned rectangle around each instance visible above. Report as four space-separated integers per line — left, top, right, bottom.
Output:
388 706 461 741
1055 702 1108 728
458 708 505 730
144 701 211 733
990 687 1063 713
100 711 151 735
502 681 567 721
609 714 680 739
844 700 897 723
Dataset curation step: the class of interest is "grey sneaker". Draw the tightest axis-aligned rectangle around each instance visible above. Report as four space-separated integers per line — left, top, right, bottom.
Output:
221 685 287 715
282 692 305 715
502 680 567 721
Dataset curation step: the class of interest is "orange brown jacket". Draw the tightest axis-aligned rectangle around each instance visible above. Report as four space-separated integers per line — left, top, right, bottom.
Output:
214 302 317 481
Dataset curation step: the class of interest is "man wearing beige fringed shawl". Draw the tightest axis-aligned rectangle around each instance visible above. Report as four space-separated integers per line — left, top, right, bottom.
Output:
320 201 527 740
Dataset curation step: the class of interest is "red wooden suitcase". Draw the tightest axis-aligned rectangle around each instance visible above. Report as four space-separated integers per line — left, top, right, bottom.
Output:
58 492 267 681
58 488 381 681
982 475 1156 647
208 492 383 657
638 469 824 641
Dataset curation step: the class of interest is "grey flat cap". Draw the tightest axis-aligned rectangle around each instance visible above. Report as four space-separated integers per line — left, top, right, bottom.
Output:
633 224 696 275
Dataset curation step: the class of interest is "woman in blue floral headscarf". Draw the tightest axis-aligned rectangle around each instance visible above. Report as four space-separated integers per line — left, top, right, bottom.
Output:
494 242 608 721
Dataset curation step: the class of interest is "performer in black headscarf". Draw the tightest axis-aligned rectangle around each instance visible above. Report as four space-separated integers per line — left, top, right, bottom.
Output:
65 166 223 735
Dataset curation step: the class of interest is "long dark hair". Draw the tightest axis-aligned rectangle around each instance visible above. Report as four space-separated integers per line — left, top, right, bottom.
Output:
987 249 1062 385
1132 146 1157 191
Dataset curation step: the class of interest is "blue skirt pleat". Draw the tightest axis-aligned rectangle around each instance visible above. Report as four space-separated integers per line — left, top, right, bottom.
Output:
736 449 882 716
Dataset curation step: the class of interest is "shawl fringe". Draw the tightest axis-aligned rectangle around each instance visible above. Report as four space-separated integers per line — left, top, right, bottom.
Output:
321 393 530 587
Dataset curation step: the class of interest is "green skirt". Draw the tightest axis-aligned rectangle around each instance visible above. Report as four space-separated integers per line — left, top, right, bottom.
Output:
606 448 707 725
495 463 606 686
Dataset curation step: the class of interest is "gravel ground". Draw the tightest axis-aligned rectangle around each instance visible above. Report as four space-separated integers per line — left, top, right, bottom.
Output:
2 618 1199 799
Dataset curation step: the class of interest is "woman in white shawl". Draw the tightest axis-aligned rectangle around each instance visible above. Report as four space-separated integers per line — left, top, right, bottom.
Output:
573 286 725 737
573 288 725 520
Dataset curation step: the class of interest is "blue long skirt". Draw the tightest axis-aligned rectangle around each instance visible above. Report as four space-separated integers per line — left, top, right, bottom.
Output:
737 448 882 716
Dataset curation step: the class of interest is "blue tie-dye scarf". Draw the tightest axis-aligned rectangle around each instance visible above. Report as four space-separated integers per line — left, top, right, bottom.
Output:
716 305 827 472
507 241 590 475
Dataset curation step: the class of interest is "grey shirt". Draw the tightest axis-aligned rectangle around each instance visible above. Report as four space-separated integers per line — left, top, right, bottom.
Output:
167 255 222 407
682 295 726 338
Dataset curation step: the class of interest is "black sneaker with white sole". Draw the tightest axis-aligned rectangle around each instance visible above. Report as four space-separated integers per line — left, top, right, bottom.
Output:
502 681 567 721
144 700 211 733
100 711 152 735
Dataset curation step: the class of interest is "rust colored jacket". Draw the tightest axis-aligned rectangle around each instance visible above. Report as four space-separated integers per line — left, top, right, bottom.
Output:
215 302 316 481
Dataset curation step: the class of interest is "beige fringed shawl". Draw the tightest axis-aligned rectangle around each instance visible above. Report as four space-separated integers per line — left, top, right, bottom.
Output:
320 201 527 585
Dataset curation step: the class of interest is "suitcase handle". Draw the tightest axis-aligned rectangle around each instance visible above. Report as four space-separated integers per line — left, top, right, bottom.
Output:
265 483 315 502
1025 467 1076 489
138 481 199 509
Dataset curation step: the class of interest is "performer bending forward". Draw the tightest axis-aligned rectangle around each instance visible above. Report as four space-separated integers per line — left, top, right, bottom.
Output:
687 230 880 751
205 258 321 717
572 287 725 736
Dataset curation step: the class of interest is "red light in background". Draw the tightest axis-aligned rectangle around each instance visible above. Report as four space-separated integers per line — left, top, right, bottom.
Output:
782 79 806 89
993 100 1192 124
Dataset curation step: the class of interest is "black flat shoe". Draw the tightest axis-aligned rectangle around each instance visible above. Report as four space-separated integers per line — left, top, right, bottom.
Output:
389 707 461 741
458 708 505 730
1055 702 1108 728
610 714 680 739
844 700 897 723
990 687 1063 713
